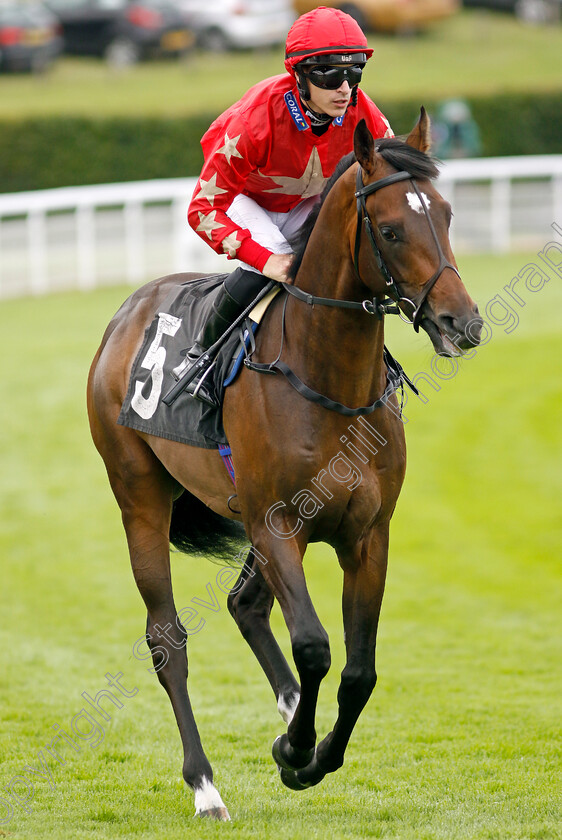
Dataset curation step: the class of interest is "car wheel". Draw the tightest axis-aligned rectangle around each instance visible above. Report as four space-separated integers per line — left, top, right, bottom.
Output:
339 3 369 32
105 37 141 67
198 27 230 52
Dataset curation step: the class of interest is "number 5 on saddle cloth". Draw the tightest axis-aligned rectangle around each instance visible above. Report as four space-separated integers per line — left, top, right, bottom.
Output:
117 276 279 450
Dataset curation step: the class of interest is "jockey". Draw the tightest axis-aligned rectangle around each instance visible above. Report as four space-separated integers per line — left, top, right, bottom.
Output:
185 5 393 406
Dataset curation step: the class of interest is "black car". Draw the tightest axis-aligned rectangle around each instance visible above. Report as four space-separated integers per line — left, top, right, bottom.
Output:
0 2 63 72
45 0 195 65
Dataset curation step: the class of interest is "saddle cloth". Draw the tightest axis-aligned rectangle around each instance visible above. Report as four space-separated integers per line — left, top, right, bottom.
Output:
117 275 274 449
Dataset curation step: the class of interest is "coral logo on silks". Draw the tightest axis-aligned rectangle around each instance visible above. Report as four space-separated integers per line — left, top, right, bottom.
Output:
284 91 308 131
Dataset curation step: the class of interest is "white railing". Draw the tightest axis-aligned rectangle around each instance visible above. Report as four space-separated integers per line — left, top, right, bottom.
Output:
1 155 561 298
0 178 228 299
437 155 562 253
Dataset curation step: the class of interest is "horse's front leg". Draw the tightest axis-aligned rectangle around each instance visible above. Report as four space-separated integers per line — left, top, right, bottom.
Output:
279 523 389 790
250 530 331 771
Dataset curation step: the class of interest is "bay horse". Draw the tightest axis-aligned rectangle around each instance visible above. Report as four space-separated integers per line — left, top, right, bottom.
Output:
87 111 483 821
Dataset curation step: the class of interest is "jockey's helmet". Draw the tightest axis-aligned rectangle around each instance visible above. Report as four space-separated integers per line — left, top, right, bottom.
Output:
285 6 372 102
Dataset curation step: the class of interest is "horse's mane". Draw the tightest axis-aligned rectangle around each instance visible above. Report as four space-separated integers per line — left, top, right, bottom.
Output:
288 137 440 281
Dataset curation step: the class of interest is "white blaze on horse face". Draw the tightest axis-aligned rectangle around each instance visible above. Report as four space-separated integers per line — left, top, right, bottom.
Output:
406 191 431 214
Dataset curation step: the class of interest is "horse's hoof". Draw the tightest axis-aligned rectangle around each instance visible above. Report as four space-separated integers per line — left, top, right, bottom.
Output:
272 734 315 771
193 779 230 820
278 766 311 791
196 806 231 821
277 752 327 792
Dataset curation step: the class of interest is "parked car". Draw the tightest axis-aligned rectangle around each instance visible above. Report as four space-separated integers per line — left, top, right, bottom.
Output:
462 0 559 23
177 0 295 51
45 0 195 65
291 0 459 33
0 2 63 72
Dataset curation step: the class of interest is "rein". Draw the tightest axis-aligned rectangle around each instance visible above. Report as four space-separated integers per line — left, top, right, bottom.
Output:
282 281 401 318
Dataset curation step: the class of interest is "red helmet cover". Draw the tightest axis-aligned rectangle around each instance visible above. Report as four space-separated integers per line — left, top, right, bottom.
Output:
284 6 372 76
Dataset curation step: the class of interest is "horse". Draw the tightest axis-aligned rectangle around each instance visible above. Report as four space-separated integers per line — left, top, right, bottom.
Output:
87 110 483 821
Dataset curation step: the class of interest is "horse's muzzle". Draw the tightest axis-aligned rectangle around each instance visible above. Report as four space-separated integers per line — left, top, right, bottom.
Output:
422 303 483 357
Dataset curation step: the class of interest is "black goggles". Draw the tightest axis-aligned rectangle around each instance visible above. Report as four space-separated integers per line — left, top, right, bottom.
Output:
304 63 364 90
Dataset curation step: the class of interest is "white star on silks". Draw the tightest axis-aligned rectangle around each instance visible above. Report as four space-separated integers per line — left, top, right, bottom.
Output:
196 210 225 241
216 131 243 165
197 173 227 206
221 232 242 258
259 148 327 199
382 116 394 138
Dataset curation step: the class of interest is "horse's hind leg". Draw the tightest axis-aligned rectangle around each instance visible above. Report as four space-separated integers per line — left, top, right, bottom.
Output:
227 549 300 723
97 427 229 820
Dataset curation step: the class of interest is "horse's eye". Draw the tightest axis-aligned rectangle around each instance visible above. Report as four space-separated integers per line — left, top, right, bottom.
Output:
380 227 397 242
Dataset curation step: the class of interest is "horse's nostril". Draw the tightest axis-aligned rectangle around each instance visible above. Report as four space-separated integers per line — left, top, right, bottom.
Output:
467 315 483 345
437 311 483 349
438 314 457 335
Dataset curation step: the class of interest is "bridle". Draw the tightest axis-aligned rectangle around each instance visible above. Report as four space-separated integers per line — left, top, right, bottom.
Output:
353 165 460 332
244 161 461 416
282 162 459 332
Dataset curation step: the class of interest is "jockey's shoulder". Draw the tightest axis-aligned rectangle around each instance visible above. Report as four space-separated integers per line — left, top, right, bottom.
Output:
203 74 298 144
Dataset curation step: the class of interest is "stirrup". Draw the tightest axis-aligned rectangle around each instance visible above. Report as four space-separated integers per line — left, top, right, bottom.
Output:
173 347 204 381
186 361 218 407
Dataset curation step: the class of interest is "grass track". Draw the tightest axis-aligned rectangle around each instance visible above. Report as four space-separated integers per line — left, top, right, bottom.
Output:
0 248 561 838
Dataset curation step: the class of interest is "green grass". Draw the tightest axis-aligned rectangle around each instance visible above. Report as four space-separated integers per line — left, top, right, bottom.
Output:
0 248 561 839
0 10 561 119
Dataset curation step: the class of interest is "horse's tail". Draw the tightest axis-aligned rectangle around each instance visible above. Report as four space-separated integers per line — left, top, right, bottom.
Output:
169 490 248 564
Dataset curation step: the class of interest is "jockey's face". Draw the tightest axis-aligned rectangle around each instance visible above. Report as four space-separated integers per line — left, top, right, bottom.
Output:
304 72 353 118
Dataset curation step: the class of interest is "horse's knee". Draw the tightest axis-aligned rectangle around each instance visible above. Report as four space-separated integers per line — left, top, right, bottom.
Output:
292 632 331 680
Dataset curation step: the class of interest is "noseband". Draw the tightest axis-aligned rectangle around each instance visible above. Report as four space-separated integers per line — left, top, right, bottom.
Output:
354 165 460 332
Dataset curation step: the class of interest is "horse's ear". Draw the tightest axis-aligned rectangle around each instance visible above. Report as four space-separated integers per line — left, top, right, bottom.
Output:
406 106 432 154
354 119 376 175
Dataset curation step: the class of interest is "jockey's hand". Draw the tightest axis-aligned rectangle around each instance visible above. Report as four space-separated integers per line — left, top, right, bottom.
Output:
262 253 294 284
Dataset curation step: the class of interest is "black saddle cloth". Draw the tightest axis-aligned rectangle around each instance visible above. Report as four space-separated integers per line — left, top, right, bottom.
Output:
117 275 250 449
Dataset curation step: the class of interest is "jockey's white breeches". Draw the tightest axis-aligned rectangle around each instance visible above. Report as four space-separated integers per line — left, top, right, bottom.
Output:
226 194 320 274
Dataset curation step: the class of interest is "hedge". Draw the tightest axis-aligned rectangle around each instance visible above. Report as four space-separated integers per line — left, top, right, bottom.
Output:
380 91 562 159
1 91 561 193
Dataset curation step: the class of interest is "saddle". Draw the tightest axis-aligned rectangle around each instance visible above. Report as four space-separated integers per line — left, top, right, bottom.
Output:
118 275 277 449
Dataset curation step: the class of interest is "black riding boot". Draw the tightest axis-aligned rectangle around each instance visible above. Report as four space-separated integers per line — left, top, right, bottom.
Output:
181 285 242 407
